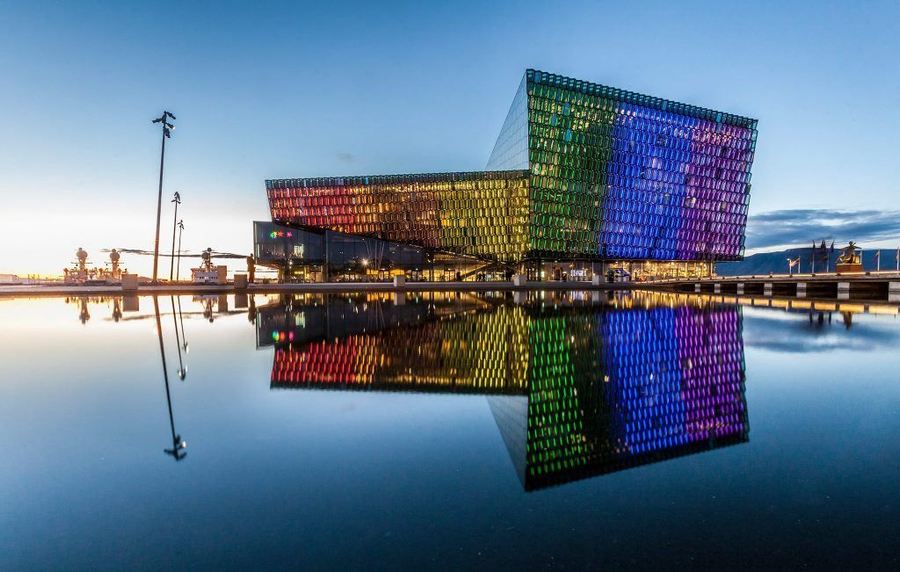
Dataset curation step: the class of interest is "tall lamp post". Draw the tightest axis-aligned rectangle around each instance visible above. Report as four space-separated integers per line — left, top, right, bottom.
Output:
169 191 182 281
151 111 176 284
175 220 185 281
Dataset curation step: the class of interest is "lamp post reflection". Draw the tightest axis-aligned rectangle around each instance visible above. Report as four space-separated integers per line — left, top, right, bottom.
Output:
176 295 189 352
153 296 187 461
79 299 90 324
112 298 122 322
171 296 187 380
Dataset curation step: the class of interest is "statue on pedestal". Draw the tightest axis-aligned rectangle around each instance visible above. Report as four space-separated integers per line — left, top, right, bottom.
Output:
835 242 863 273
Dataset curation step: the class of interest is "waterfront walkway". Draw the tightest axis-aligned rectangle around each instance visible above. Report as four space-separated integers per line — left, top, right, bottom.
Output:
2 273 898 304
0 280 629 297
656 272 900 303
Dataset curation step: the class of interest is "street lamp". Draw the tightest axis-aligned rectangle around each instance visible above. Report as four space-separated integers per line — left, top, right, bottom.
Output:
151 111 176 284
169 191 181 281
175 220 184 281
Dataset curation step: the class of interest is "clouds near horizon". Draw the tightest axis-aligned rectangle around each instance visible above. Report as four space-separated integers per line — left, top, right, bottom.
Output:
746 209 900 250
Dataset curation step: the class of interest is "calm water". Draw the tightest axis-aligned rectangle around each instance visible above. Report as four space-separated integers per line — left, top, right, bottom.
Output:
1 291 898 569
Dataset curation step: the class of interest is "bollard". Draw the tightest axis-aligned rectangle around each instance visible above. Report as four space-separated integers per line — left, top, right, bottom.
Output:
764 283 773 297
837 282 850 300
796 283 807 298
890 282 900 303
121 273 138 291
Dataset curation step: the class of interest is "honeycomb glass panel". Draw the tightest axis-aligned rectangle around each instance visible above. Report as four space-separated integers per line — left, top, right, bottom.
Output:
523 69 757 262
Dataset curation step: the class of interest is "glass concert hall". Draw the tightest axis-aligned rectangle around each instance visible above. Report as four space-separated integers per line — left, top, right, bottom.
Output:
254 69 757 282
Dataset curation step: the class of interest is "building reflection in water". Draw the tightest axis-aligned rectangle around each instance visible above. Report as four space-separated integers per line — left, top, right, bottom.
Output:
258 291 749 490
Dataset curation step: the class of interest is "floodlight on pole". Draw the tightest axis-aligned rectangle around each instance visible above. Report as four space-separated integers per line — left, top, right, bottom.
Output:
151 111 176 284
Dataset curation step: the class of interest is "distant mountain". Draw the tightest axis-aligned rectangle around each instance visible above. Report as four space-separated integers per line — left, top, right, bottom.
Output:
717 247 899 276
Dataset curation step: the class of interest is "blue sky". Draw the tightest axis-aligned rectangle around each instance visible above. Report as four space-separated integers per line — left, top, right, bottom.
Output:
1 0 898 275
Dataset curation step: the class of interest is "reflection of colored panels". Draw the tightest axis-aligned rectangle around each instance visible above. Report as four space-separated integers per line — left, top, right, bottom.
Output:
675 306 747 441
271 307 531 393
526 315 590 478
524 304 748 489
601 308 686 455
600 307 747 455
273 337 372 385
267 296 750 490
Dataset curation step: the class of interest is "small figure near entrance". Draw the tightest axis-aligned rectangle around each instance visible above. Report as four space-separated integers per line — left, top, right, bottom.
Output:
246 254 256 283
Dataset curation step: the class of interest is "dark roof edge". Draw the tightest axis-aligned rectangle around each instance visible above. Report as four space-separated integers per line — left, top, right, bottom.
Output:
526 68 758 129
266 169 530 187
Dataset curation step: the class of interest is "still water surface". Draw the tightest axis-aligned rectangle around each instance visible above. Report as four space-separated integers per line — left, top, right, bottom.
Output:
1 291 898 569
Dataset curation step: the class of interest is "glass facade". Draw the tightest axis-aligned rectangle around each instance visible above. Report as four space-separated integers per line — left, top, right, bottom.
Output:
259 291 748 490
520 69 756 262
253 221 427 280
265 69 757 266
254 221 324 263
486 75 529 171
267 171 530 264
